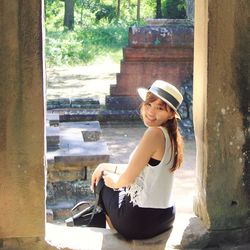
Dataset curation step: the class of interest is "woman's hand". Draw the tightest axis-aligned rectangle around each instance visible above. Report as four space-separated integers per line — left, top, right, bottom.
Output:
91 163 107 191
103 171 120 189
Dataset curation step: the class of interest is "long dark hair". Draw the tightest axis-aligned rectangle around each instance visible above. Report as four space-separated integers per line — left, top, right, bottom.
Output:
141 92 183 171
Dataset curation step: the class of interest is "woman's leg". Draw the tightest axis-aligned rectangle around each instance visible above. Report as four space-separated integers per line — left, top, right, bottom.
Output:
105 215 114 229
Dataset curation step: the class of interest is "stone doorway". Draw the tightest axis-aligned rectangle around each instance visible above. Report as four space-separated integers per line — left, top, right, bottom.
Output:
0 0 249 249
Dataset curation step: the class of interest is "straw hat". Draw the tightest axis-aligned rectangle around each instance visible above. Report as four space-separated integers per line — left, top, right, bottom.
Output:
137 80 183 119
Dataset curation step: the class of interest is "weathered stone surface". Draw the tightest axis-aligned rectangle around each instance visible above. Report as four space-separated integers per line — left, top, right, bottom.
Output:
47 98 71 109
128 23 194 48
111 64 191 95
47 113 60 126
46 179 93 206
60 109 141 122
110 21 193 100
106 95 141 110
181 217 250 249
193 0 250 232
0 0 45 238
46 123 109 170
46 126 60 149
123 47 193 61
47 97 100 110
80 121 101 142
47 167 87 182
71 98 100 109
46 209 54 223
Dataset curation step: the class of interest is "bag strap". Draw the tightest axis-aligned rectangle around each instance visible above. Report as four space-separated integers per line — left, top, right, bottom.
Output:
71 201 90 212
87 178 104 226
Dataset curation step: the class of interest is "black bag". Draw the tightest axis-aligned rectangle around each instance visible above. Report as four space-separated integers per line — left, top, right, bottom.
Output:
65 179 106 228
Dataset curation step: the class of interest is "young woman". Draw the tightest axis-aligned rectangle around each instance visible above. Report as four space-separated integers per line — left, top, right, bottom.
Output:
91 80 184 239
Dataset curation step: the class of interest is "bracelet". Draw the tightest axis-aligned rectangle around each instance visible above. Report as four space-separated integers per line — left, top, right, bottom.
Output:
114 165 117 174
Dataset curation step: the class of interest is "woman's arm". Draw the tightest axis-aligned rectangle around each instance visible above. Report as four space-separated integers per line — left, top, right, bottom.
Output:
91 162 127 190
103 127 165 189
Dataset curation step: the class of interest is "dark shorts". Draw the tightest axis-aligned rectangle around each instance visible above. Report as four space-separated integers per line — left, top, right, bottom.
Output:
97 179 175 239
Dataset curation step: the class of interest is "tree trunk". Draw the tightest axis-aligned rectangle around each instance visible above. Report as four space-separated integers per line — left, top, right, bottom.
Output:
156 0 162 18
137 0 140 20
64 0 74 30
117 0 121 17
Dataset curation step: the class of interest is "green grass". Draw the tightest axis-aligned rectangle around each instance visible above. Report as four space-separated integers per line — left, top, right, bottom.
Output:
45 24 129 66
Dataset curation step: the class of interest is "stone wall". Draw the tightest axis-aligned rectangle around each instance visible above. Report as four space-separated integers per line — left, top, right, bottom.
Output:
0 0 45 239
193 0 250 241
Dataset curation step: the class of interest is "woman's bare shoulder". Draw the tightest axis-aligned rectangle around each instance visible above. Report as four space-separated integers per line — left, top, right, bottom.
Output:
143 127 165 142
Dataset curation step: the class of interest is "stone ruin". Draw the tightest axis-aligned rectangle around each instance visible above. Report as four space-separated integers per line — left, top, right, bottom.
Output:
47 19 195 139
45 20 195 220
1 1 250 248
46 113 110 220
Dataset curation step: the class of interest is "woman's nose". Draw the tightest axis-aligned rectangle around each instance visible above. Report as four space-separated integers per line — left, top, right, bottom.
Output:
148 106 156 114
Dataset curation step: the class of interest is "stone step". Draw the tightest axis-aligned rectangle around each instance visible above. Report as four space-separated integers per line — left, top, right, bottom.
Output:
120 60 192 75
47 97 100 110
59 109 140 122
47 142 109 170
47 137 109 170
123 47 193 62
46 223 175 250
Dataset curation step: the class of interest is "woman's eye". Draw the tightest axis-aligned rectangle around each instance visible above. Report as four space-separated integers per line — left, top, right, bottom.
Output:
157 106 164 110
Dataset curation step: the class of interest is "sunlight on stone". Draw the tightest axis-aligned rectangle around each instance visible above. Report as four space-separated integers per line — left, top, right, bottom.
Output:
46 223 104 250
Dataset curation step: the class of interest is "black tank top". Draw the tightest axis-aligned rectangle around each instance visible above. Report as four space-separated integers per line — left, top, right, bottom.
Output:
148 157 160 166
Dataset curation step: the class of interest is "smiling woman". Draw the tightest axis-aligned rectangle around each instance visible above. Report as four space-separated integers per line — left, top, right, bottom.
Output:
85 80 185 239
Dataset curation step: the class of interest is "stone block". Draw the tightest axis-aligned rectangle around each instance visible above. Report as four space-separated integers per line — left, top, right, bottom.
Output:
46 209 54 223
123 47 193 62
47 98 71 110
128 23 193 48
105 95 141 110
80 121 101 142
46 179 95 215
46 126 60 149
59 109 140 122
70 98 100 109
47 168 88 182
46 113 60 126
47 122 109 170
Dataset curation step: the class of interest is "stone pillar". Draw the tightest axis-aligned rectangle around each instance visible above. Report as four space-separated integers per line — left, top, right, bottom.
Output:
0 0 46 242
193 0 250 243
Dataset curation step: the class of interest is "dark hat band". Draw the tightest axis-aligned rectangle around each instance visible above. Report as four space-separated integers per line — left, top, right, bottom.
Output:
150 86 180 110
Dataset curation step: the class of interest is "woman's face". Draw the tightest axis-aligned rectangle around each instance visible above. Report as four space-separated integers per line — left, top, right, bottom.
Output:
141 95 175 127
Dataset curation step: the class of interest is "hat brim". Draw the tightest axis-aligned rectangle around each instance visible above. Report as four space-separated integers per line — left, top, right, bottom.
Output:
137 87 181 119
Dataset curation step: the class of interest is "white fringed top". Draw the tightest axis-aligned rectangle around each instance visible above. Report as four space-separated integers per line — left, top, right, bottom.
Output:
126 127 174 208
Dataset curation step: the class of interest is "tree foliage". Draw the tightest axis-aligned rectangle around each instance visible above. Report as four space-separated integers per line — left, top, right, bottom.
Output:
45 0 187 65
